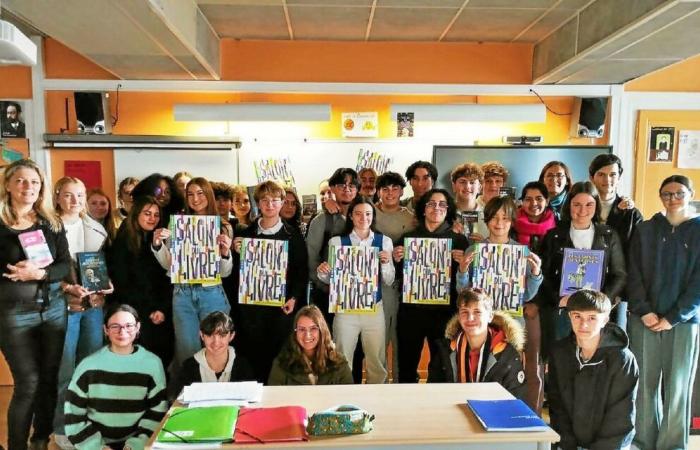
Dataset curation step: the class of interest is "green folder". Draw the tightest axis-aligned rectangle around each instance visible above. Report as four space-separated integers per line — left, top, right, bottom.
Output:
157 405 240 443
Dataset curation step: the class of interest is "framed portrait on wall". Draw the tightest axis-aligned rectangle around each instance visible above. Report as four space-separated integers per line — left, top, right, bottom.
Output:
648 126 675 163
0 101 27 138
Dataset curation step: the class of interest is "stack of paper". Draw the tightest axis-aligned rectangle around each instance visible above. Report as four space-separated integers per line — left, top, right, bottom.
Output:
180 381 263 407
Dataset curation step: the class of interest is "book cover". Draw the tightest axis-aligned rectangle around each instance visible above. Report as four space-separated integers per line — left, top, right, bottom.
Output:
467 399 548 432
18 229 53 268
169 215 221 284
471 243 529 316
499 186 517 199
459 211 480 236
402 237 452 305
559 248 605 296
238 238 288 307
328 244 379 314
76 252 110 292
302 194 317 218
235 406 308 443
156 405 239 443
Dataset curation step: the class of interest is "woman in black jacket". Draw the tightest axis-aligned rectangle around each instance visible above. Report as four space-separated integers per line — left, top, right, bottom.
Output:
539 181 627 353
106 195 174 369
233 181 309 383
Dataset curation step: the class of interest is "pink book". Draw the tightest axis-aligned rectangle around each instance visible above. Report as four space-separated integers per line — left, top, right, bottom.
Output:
18 230 54 268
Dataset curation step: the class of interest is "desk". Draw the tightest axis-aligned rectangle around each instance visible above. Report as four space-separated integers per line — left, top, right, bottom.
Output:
147 383 559 449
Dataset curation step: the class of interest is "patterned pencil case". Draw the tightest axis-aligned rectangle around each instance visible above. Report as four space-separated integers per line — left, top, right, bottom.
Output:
307 405 374 436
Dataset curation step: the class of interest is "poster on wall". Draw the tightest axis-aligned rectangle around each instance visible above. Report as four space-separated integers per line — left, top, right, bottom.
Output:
1 138 29 166
342 112 378 138
0 101 27 138
648 127 675 163
253 157 296 188
64 161 102 189
678 130 700 169
397 112 414 137
355 148 393 174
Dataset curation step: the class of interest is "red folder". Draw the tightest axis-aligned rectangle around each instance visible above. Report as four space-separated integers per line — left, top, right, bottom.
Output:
234 406 309 444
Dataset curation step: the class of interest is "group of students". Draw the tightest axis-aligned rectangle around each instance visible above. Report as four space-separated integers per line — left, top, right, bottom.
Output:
0 153 697 450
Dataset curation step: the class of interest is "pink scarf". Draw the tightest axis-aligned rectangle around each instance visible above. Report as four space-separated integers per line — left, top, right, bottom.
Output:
513 208 556 247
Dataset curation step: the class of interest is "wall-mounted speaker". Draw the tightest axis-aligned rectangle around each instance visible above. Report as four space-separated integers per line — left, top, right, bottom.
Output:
74 92 111 135
570 97 607 138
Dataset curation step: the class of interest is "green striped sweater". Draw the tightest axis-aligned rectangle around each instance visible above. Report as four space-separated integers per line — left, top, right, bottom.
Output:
65 345 167 450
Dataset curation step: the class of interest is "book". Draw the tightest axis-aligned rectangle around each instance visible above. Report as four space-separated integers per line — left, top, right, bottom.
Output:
559 248 605 296
459 211 480 236
235 406 308 443
156 405 239 443
499 186 517 199
470 243 529 316
302 194 317 218
18 229 53 268
466 399 548 432
76 252 110 292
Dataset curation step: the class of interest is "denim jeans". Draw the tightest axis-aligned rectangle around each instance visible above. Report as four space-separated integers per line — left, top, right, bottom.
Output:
53 306 104 434
0 283 66 450
172 283 230 366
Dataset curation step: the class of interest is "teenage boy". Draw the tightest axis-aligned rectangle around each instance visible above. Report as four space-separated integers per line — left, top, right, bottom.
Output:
374 171 415 382
401 160 438 212
548 289 638 450
439 288 526 399
478 161 509 207
450 162 488 242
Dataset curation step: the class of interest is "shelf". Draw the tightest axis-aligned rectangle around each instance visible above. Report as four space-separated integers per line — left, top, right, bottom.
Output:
44 134 241 150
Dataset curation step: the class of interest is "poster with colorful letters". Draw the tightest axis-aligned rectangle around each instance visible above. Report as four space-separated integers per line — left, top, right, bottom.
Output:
471 243 529 316
559 248 604 296
402 237 452 305
238 238 288 307
356 148 392 174
328 245 379 314
253 157 296 188
169 215 221 284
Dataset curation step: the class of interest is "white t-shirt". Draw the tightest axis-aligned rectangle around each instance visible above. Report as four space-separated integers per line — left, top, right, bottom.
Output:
570 224 595 249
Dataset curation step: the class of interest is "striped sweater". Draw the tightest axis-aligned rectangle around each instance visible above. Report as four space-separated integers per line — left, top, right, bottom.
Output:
65 345 168 450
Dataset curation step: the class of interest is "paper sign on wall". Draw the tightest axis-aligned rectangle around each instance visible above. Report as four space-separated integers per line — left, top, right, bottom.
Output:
238 238 288 307
253 157 296 188
342 112 378 138
648 127 675 163
169 215 221 284
356 148 393 174
678 130 700 169
402 237 452 305
65 160 102 190
471 243 529 316
328 245 379 314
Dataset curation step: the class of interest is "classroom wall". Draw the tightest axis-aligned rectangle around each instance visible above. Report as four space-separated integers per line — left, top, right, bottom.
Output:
625 53 700 92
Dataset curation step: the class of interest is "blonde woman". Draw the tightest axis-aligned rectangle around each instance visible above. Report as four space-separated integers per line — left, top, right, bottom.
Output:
0 159 72 450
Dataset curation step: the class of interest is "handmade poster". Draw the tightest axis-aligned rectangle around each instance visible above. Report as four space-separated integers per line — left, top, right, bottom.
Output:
76 252 110 292
356 148 392 174
253 157 296 188
169 215 221 284
0 101 26 138
471 243 529 315
342 112 378 138
64 160 102 190
559 248 605 296
678 130 700 169
397 112 414 137
648 127 675 163
328 245 379 313
1 139 27 166
402 237 452 305
238 238 288 307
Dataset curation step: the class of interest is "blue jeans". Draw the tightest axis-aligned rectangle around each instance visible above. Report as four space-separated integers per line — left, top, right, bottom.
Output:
172 284 230 366
53 306 104 434
0 283 66 450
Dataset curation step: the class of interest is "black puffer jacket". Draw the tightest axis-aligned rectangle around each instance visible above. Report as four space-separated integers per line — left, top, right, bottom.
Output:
547 323 639 450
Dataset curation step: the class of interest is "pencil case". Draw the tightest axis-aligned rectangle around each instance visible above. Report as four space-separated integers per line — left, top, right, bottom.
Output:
307 405 374 436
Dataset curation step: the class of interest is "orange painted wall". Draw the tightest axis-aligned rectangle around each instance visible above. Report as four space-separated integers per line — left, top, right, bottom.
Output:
0 66 32 98
625 54 700 92
221 40 533 84
634 111 700 218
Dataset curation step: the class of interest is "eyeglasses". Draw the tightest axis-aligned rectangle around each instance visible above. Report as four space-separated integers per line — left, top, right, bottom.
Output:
426 201 448 210
259 198 282 205
660 191 688 201
106 323 137 333
334 183 357 191
545 174 566 180
295 326 320 335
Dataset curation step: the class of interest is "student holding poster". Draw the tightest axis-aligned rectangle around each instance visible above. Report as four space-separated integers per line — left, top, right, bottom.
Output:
151 177 233 367
234 181 308 383
539 181 626 349
317 197 394 384
394 188 469 383
450 163 488 243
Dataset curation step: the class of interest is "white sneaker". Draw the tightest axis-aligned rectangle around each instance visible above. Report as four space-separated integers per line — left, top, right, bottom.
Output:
53 434 75 450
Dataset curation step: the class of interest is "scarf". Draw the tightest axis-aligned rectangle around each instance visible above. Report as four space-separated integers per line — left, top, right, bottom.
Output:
513 208 556 247
548 191 568 221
